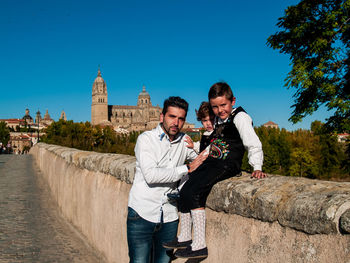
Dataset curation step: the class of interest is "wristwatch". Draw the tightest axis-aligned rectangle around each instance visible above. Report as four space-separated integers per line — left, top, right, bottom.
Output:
186 163 191 172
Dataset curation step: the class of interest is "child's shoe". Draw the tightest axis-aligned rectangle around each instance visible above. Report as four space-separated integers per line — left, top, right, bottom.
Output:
162 237 192 249
167 191 180 201
175 246 208 259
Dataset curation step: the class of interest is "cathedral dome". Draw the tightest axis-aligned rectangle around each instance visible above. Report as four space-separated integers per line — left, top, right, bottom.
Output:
22 108 33 122
137 86 151 106
138 85 150 97
92 68 107 95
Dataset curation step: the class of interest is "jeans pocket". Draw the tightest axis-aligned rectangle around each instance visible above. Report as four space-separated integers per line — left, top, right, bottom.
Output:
127 207 141 220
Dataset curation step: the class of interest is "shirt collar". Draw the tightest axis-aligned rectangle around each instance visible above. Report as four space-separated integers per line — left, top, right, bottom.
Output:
157 124 184 143
216 108 235 125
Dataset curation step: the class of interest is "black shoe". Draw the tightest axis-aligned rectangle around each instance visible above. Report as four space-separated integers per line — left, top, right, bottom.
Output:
163 237 192 249
175 246 208 259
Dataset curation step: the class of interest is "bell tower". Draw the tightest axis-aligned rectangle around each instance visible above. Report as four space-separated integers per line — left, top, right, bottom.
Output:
91 67 108 125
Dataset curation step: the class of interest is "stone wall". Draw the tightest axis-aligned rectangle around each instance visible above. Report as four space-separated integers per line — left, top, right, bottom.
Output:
30 143 350 263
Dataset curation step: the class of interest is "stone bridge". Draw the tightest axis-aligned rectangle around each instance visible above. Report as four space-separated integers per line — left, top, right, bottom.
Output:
0 154 105 262
3 143 350 262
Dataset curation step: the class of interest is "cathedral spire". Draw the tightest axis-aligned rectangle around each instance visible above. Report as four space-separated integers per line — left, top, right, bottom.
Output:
142 85 146 92
97 65 101 77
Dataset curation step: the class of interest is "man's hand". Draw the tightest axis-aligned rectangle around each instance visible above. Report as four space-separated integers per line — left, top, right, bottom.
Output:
251 170 267 179
185 136 194 149
187 151 208 173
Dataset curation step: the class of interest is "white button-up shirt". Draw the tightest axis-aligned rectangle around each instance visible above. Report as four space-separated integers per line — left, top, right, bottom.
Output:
128 124 198 223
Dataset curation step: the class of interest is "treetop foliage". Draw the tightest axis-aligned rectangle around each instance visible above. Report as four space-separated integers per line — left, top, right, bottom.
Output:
41 120 349 181
241 122 349 181
41 119 141 156
267 0 350 132
0 122 10 146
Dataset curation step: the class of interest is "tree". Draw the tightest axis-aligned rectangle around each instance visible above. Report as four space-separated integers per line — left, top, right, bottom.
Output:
267 0 350 132
311 120 343 178
41 120 141 156
0 122 10 147
289 148 319 178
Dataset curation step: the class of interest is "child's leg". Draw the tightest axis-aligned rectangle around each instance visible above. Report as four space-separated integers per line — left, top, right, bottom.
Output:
177 159 233 255
191 209 206 250
177 212 192 242
175 208 208 259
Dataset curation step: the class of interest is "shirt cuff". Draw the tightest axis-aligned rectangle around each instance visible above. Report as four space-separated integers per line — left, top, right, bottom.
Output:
176 165 189 178
253 164 262 171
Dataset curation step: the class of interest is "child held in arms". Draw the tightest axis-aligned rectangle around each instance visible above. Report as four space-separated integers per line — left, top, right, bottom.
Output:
164 82 266 259
185 101 215 154
167 102 214 201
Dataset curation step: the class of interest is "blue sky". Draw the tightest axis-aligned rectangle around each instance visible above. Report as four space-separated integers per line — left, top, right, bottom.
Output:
0 0 332 130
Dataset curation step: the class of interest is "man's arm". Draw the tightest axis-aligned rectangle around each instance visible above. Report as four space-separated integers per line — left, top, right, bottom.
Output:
135 134 188 184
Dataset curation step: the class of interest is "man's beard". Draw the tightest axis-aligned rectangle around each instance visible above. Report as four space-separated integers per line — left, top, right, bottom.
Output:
161 122 179 137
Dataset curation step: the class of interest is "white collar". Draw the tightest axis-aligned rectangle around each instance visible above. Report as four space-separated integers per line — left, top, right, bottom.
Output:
157 124 183 143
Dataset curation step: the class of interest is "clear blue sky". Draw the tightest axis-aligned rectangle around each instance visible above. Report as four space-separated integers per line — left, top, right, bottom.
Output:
0 0 332 130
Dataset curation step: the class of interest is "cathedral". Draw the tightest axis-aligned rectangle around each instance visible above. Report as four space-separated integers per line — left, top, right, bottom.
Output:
91 68 194 131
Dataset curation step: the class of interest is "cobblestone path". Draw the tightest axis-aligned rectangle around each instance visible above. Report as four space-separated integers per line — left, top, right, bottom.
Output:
0 154 105 263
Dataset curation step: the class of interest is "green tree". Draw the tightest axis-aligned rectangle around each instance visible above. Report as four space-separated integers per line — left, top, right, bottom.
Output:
253 126 292 175
343 138 350 173
267 0 350 132
42 120 141 156
289 148 319 178
0 122 10 146
311 120 345 178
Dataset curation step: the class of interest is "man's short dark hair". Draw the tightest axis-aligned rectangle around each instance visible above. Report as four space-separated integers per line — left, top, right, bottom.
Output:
196 101 214 121
208 82 234 101
162 96 189 117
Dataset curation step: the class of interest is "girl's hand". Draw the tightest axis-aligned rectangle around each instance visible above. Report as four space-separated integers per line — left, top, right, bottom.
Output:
185 136 194 149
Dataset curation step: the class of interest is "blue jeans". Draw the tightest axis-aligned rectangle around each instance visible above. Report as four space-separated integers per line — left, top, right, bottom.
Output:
127 207 178 263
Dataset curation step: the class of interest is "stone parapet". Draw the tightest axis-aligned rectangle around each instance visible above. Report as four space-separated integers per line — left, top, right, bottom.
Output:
36 143 350 235
30 143 350 262
208 174 350 235
45 144 136 184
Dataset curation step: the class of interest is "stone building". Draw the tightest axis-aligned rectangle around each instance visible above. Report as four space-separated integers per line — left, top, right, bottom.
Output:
60 110 67 121
23 109 34 124
35 110 42 124
42 109 54 126
91 68 194 131
9 133 32 154
263 121 279 129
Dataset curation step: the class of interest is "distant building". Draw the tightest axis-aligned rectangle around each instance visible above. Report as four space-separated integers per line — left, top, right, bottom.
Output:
35 110 42 124
1 109 55 152
2 109 55 129
42 109 54 125
337 133 349 143
91 68 194 131
9 133 32 154
0 119 25 130
60 110 67 121
22 108 34 124
263 121 279 129
183 127 201 138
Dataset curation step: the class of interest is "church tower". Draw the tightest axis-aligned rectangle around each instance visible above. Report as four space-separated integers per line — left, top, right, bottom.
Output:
137 85 151 107
91 67 108 125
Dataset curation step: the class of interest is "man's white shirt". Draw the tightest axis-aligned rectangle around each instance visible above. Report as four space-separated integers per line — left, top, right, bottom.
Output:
128 124 198 223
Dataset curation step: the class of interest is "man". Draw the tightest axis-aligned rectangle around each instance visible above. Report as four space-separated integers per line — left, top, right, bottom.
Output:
127 96 207 263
